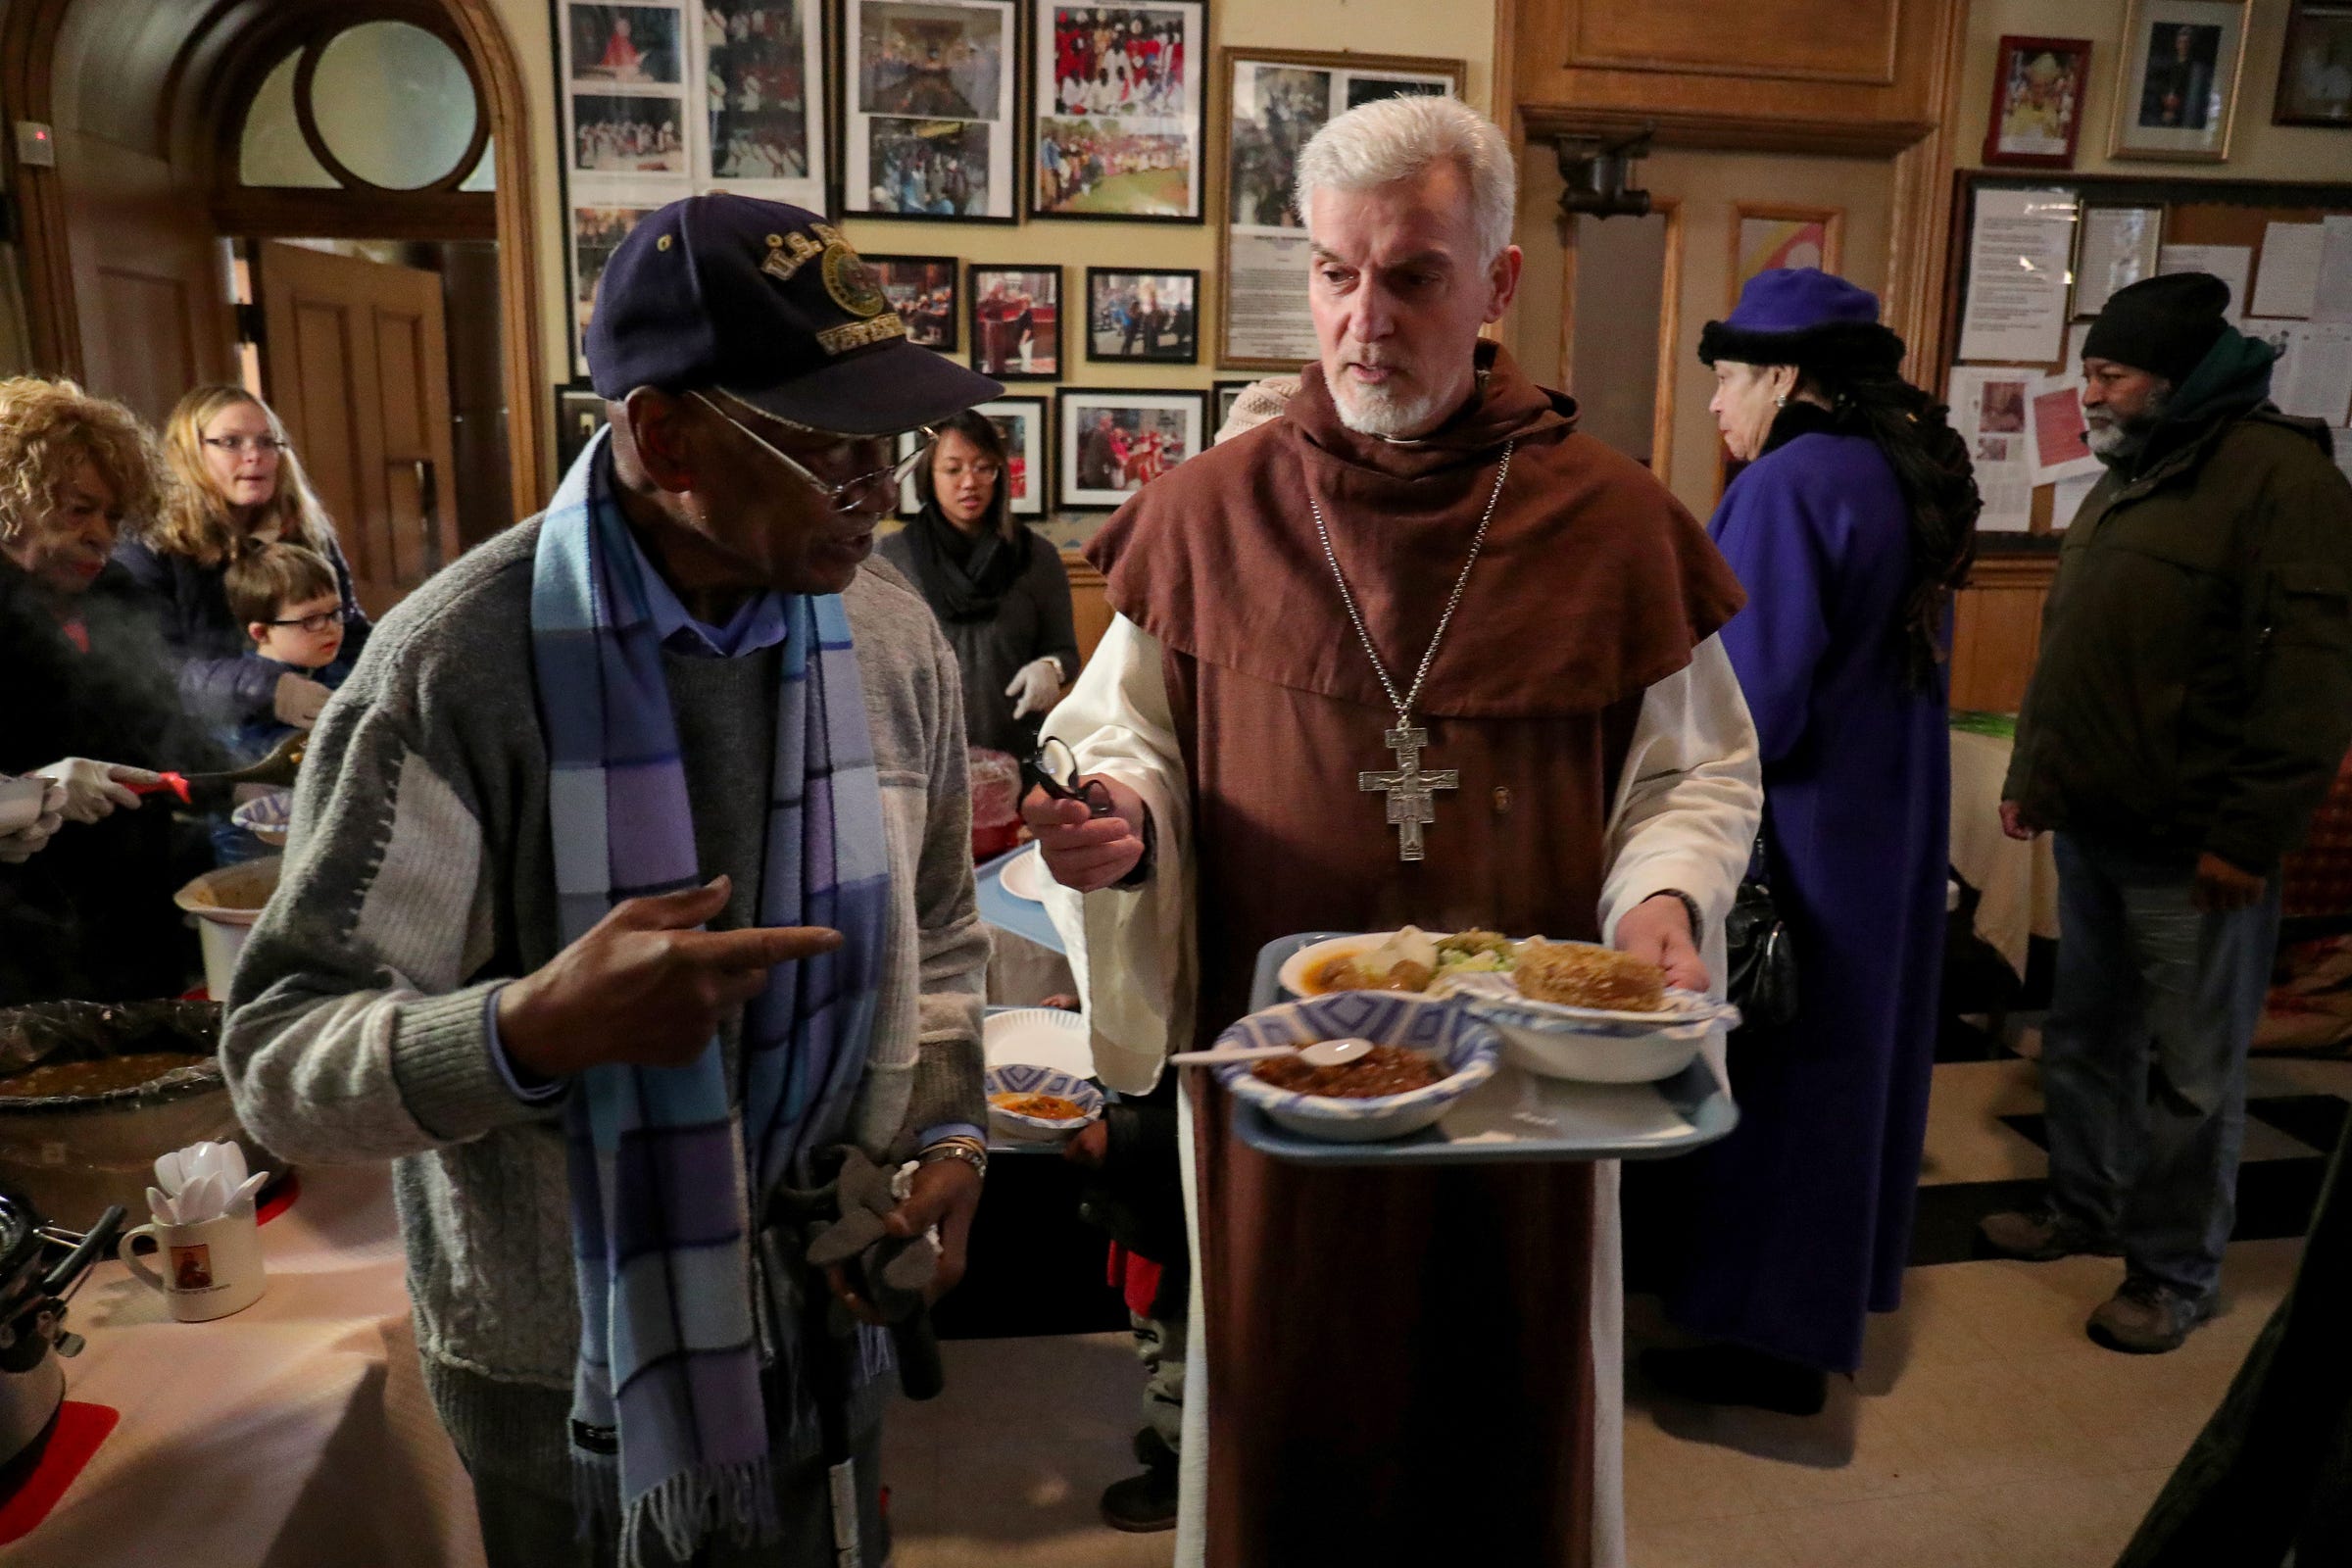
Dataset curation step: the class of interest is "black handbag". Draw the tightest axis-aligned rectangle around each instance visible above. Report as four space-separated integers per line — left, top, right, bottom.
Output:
1723 832 1798 1030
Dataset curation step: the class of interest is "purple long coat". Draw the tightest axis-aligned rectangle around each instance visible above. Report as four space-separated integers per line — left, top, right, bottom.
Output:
1670 423 1949 1374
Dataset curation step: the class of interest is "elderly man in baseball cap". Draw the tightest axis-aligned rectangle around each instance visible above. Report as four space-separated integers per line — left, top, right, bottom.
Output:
1986 271 2352 1353
223 194 1003 1565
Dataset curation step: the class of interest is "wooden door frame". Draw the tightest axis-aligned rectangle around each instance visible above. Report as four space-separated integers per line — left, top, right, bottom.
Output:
0 0 550 522
1554 195 1682 489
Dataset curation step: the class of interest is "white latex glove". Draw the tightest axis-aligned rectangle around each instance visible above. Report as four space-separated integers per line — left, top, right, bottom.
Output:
273 671 333 729
30 759 158 824
1004 658 1065 721
0 779 65 863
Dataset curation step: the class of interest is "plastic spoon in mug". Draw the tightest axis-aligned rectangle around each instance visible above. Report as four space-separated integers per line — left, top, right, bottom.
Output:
226 1173 269 1213
146 1186 179 1226
1168 1038 1377 1068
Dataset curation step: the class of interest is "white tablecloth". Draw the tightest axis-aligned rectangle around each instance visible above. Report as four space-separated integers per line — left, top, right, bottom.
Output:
1948 728 2061 978
17 1165 486 1568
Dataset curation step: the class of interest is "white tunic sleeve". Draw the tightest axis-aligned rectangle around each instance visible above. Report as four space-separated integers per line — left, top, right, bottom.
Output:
1598 634 1765 964
1036 612 1196 1094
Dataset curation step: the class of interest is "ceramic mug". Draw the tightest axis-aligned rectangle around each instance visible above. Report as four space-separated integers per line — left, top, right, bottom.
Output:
117 1208 266 1322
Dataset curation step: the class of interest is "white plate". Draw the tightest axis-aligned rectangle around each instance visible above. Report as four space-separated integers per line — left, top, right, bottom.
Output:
982 1006 1094 1078
997 845 1047 904
1274 932 1504 1000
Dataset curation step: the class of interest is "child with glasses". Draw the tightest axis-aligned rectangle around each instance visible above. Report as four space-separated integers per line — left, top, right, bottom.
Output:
212 542 351 860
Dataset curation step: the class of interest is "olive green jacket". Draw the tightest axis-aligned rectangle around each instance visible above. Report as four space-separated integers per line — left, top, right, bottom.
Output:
2005 346 2352 875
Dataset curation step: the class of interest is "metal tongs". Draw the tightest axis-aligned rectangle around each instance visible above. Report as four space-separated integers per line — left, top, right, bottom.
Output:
128 731 308 810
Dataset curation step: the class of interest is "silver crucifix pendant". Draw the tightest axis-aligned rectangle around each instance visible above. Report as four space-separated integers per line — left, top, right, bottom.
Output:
1358 724 1458 862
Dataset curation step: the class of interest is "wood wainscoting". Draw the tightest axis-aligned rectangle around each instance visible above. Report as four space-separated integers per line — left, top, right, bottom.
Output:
1066 550 1111 669
1948 552 2057 713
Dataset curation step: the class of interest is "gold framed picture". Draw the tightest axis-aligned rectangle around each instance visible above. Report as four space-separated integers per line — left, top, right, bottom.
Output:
2110 0 2249 162
1726 204 1844 314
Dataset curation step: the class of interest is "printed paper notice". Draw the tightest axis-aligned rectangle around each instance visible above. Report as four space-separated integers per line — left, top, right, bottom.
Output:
2051 470 2100 531
1947 366 2036 532
2252 321 2352 423
2252 223 2325 319
2029 373 2099 485
2158 244 2252 324
1224 229 1319 365
1959 188 2077 364
2314 217 2352 324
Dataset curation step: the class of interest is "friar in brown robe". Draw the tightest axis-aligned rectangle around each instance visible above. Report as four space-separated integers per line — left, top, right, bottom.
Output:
1030 96 1760 1568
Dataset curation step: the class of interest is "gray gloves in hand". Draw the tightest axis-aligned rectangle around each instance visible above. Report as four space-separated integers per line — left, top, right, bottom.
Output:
272 672 333 729
30 759 157 823
0 778 65 863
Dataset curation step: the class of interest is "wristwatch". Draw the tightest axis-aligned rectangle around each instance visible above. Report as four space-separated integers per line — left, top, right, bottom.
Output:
917 1138 988 1180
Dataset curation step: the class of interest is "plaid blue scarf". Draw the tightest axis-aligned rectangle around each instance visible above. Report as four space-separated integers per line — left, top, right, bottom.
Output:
530 432 893 1564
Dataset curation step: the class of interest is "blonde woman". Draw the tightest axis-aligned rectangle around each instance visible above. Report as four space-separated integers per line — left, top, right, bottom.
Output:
0 376 210 1003
116 385 368 729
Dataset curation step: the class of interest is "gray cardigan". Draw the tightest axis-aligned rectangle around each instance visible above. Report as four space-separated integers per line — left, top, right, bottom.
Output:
220 519 988 1487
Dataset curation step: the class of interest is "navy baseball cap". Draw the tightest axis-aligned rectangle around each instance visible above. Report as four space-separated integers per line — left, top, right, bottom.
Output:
585 193 1002 436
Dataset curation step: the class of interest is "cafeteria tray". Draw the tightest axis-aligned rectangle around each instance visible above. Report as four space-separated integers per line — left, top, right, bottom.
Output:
1221 933 1740 1168
975 844 1065 955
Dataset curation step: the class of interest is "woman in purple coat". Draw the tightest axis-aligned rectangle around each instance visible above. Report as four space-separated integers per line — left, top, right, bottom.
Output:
1644 270 1980 1414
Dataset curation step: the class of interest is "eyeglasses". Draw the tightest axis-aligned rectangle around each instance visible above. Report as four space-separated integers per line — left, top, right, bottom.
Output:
1021 738 1114 818
265 609 347 634
692 391 935 515
202 436 286 457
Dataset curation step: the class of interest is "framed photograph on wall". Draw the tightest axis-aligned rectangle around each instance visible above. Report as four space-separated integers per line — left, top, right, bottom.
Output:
556 0 830 375
1029 0 1208 221
2111 0 2249 162
842 0 1018 221
1084 267 1200 363
1726 205 1844 311
967 265 1062 380
1983 35 2093 168
867 254 961 350
1212 48 1461 369
2275 2 2352 126
1211 377 1254 439
556 389 610 473
896 396 1048 514
1056 388 1206 508
2072 205 2165 318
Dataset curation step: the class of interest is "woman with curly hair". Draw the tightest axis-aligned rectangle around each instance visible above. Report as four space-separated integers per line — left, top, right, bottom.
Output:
0 376 217 1004
1640 269 1981 1416
115 384 368 731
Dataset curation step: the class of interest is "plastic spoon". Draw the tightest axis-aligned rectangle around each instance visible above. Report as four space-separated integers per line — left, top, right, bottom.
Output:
225 1172 269 1214
146 1186 179 1226
1168 1038 1378 1068
154 1150 190 1196
178 1171 223 1225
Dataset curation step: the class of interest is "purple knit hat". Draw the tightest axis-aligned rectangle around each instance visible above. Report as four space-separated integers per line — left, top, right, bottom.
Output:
1699 268 1905 375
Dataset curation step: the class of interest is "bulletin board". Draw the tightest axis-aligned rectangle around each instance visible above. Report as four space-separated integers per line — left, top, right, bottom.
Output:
1938 170 2352 551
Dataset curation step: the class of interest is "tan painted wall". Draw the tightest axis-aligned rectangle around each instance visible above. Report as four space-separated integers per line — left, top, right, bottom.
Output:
1956 0 2352 179
485 0 1495 464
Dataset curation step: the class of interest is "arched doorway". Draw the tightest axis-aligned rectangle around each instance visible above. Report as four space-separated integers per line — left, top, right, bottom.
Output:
0 0 550 598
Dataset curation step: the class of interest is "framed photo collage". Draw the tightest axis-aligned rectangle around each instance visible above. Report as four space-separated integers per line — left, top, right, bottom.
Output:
552 5 1461 513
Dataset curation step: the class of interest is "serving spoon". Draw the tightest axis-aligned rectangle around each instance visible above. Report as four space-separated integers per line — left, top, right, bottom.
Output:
1168 1037 1376 1068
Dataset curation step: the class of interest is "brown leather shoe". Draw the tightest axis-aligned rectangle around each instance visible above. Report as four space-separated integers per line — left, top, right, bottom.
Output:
2087 1277 2213 1354
1979 1205 2121 1261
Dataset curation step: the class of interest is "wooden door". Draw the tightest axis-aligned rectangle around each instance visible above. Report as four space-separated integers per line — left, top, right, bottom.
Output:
254 242 460 616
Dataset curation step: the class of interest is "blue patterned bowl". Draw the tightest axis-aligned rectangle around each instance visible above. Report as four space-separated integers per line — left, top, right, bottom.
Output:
1214 993 1499 1144
230 789 295 848
1440 968 1738 1083
985 1063 1103 1142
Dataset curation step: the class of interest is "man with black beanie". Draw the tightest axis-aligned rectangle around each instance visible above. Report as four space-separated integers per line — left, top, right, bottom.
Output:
1984 271 2352 1353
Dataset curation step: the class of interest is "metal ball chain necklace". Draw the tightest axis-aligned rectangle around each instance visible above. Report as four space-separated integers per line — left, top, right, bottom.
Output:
1306 439 1515 863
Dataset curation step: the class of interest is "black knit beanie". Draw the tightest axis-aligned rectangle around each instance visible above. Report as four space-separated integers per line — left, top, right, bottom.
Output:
2080 271 2230 383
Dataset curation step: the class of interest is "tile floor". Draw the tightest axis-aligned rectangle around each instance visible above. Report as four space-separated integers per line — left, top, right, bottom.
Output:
883 1050 2348 1567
